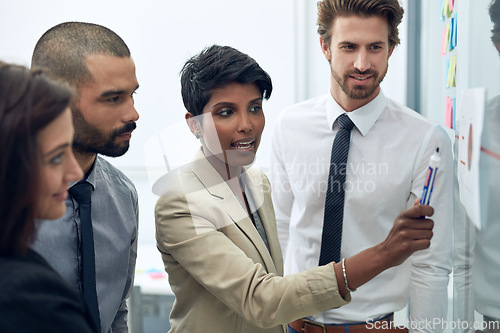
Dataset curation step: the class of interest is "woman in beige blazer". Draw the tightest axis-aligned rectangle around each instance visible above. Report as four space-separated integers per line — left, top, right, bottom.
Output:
154 45 435 333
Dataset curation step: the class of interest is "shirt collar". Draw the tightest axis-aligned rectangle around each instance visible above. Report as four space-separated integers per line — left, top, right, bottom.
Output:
326 90 387 136
70 156 98 190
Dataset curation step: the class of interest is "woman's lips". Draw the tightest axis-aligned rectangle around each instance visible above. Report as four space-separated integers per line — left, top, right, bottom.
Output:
53 190 68 201
231 138 255 150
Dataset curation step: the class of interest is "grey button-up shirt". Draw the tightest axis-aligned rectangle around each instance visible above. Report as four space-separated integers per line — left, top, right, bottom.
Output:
32 156 139 333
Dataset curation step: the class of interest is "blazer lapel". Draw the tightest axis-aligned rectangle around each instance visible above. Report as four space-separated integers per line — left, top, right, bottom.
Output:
243 168 282 276
190 150 278 274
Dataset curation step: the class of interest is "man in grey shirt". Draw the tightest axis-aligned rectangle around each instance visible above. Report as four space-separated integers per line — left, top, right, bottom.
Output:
31 22 139 333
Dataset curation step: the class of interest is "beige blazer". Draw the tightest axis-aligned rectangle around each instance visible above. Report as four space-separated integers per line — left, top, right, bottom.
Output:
154 150 349 333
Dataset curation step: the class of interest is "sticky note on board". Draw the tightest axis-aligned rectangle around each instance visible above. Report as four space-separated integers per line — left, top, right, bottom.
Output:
449 17 455 51
444 96 456 129
449 0 455 12
452 14 458 48
451 55 457 87
445 97 454 129
447 55 457 88
442 0 451 19
441 23 450 55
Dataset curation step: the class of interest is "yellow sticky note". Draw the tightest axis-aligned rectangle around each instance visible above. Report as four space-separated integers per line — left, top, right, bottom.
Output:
441 23 450 55
447 55 457 88
446 56 457 88
451 55 457 87
442 0 450 18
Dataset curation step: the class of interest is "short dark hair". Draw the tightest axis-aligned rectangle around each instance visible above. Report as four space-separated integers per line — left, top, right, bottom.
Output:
317 0 404 48
490 0 500 46
180 45 273 116
31 21 131 88
0 62 73 256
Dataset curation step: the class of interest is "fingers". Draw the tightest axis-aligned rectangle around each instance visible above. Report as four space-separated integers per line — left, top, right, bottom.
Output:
400 216 434 230
405 228 434 241
410 239 432 252
381 221 433 267
401 203 434 219
381 205 436 268
396 217 434 253
408 227 433 251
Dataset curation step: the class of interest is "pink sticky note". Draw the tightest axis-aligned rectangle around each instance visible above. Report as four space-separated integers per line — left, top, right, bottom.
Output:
445 97 453 129
449 0 454 12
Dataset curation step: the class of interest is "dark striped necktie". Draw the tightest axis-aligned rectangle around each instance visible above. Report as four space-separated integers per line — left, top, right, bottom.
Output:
319 113 355 265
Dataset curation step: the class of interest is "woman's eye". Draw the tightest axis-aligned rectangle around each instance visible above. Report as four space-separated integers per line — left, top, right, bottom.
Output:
49 153 64 165
250 105 262 113
218 109 233 117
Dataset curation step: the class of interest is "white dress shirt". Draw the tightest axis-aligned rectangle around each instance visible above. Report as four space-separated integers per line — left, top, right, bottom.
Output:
270 91 453 331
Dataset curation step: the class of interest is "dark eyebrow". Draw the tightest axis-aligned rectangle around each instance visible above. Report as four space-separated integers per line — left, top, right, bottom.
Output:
100 84 140 98
338 41 386 46
212 101 235 108
249 97 263 104
212 96 263 109
44 143 71 157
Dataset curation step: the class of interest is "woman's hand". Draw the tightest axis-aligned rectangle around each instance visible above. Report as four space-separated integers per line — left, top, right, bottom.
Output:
333 204 434 297
377 204 434 268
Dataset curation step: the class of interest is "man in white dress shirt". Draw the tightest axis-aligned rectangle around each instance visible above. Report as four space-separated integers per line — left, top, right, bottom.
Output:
270 1 453 332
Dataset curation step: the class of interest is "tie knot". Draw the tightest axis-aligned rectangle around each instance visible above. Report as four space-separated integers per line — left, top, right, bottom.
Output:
69 182 93 205
337 114 354 131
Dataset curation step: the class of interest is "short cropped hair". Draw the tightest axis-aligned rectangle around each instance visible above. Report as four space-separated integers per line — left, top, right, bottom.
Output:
490 0 500 46
31 21 130 88
0 62 73 256
180 45 273 116
317 0 404 48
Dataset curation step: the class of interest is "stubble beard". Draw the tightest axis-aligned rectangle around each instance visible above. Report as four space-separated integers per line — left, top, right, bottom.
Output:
332 65 388 100
71 108 136 158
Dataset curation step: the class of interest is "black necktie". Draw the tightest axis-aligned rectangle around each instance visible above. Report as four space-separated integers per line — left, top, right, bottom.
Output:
319 114 355 265
69 182 101 331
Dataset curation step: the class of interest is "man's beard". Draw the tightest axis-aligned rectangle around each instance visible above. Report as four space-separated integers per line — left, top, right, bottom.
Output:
332 66 388 100
72 108 137 157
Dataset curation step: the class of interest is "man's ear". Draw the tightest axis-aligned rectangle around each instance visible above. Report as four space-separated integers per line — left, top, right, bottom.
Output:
320 37 332 61
185 112 201 138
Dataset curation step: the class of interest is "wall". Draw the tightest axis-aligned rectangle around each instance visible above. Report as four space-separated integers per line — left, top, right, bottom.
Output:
420 0 500 124
0 0 410 247
0 0 296 246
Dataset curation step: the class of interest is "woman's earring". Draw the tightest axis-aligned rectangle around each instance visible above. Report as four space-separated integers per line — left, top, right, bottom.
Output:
195 133 201 139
